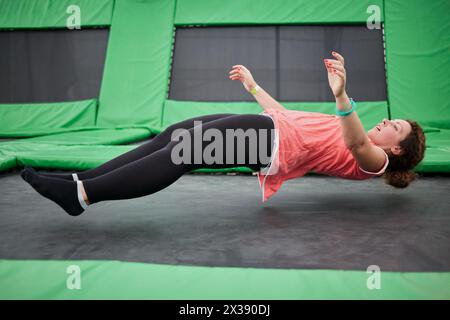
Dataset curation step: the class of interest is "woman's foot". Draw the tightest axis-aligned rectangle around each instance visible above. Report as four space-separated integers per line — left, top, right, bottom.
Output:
21 168 86 216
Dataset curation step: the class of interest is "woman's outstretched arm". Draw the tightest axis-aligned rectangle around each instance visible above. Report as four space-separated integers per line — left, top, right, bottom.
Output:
325 51 386 172
325 52 368 150
229 65 286 111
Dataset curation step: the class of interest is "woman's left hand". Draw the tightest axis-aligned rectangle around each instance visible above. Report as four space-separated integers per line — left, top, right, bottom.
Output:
324 51 346 98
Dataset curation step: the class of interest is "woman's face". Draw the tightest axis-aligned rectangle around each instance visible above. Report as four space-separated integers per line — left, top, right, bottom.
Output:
368 118 412 155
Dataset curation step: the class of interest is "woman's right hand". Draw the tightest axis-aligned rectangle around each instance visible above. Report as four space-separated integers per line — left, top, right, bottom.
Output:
324 51 347 98
228 65 257 92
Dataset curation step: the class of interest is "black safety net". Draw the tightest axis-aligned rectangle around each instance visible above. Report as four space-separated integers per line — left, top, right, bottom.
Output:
169 25 386 102
0 28 109 103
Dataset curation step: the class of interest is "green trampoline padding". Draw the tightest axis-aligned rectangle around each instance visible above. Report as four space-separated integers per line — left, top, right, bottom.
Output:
0 0 114 29
1 144 135 171
416 128 450 172
8 128 154 146
97 0 175 128
0 126 152 171
0 259 449 299
0 154 16 172
384 0 450 130
0 99 98 138
174 0 383 25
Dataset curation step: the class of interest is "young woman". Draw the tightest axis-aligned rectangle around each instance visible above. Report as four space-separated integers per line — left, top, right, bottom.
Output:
21 52 426 216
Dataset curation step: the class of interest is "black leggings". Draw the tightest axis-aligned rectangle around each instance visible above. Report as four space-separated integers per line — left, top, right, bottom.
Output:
82 113 275 204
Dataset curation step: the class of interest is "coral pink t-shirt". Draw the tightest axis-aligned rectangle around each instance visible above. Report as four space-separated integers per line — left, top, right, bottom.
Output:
256 108 389 202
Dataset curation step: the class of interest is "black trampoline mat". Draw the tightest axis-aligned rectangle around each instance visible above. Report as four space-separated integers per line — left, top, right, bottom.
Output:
0 172 449 272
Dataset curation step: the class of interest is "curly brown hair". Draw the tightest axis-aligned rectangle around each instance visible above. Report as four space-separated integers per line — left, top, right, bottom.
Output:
383 120 426 188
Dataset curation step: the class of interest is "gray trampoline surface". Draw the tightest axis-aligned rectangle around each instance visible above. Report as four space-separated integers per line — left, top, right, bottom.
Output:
0 171 449 272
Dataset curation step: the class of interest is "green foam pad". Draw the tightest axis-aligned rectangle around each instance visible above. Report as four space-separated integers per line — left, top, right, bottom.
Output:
0 259 448 299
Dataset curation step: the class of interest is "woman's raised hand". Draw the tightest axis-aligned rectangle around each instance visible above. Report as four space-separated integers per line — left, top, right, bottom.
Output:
228 65 257 92
324 51 346 98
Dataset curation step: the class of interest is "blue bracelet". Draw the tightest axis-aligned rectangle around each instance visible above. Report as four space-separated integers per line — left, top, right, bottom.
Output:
336 98 356 117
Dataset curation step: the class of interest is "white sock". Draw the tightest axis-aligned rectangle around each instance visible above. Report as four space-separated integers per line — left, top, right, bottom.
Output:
72 173 79 181
76 180 88 209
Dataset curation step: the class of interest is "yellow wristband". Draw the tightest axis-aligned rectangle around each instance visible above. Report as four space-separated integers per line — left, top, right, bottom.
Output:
250 85 260 95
